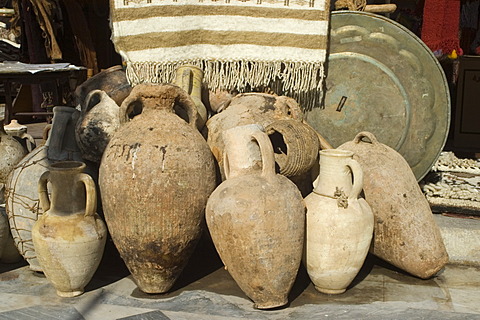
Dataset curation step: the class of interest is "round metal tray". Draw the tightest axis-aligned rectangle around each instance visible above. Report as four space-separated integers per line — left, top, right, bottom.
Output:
305 11 450 181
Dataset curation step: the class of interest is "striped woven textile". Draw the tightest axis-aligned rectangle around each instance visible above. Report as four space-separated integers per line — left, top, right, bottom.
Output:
110 0 330 109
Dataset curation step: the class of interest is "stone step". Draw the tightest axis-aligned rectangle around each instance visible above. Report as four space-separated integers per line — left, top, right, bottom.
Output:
434 214 480 266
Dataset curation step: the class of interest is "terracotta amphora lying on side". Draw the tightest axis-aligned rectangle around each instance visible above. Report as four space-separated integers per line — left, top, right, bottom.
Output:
338 131 448 279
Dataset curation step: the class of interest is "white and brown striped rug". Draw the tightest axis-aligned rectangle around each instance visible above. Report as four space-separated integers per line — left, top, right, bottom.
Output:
110 0 330 109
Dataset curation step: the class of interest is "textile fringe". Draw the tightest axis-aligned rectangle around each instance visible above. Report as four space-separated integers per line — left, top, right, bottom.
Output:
125 60 325 110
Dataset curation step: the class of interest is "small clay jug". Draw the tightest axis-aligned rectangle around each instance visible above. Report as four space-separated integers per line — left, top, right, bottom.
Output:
0 119 26 184
304 149 374 294
32 161 107 297
206 124 305 309
99 83 216 293
75 89 120 162
206 92 304 180
173 64 208 130
4 119 36 153
338 132 448 279
74 65 132 107
5 106 83 272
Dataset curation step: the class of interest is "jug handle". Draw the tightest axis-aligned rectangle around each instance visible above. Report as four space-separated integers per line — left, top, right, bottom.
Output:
353 131 379 145
119 84 198 129
76 173 97 217
83 89 106 113
346 158 363 200
285 98 303 120
38 171 51 213
19 132 36 153
251 131 276 180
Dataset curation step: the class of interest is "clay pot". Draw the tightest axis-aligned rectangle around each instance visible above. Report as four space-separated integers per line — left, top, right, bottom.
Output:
0 121 26 184
206 124 305 309
5 145 48 271
99 83 216 293
5 107 83 271
75 90 120 162
74 65 132 107
265 119 320 177
4 119 36 152
338 131 448 279
304 149 374 294
173 65 208 130
206 92 303 180
32 161 107 297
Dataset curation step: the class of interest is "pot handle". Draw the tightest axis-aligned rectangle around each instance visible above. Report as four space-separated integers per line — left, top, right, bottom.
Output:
119 84 198 129
38 171 51 213
19 132 36 153
285 98 303 120
353 131 379 145
76 173 97 217
251 131 276 180
346 158 364 200
83 89 105 113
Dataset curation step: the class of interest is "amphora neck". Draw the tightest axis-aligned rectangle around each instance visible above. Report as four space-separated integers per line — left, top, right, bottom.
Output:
314 149 355 198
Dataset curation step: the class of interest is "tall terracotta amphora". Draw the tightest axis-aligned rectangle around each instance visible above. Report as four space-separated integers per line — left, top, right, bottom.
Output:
5 106 82 271
304 149 374 294
32 161 107 297
206 124 305 309
99 83 216 293
339 132 448 278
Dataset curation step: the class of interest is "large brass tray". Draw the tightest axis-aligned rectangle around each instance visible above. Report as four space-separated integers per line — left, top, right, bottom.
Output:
305 11 450 181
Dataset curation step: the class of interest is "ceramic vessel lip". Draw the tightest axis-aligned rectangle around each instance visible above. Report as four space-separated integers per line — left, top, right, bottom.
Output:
319 149 353 157
49 161 86 172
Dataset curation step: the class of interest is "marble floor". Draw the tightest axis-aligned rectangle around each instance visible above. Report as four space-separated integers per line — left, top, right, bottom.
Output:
0 235 479 320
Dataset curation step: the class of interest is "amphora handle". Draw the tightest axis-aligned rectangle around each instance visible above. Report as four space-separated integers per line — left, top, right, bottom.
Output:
38 171 97 217
345 158 363 200
83 89 113 113
119 84 198 128
251 131 276 180
353 131 379 145
76 173 97 217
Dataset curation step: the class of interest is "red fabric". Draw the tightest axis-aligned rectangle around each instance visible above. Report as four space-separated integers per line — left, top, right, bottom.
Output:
421 0 462 55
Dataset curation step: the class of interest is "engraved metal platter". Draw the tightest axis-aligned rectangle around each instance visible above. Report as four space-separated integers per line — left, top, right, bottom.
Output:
304 11 450 181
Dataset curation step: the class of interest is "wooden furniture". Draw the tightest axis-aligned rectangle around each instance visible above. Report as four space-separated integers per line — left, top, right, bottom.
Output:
0 62 87 124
